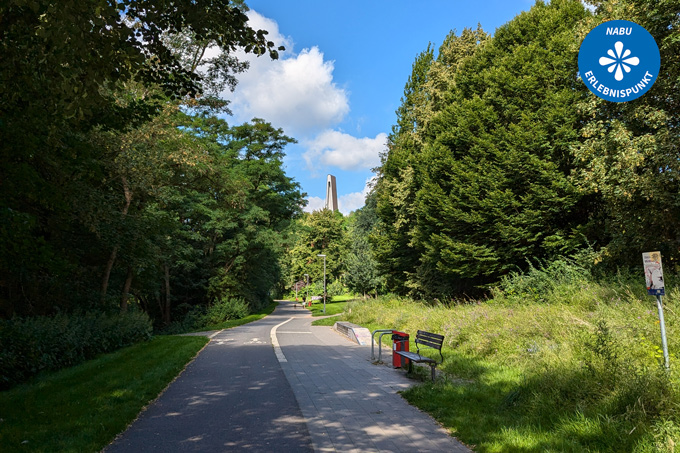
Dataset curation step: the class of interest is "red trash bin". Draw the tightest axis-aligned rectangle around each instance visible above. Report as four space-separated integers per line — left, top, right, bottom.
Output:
392 331 410 368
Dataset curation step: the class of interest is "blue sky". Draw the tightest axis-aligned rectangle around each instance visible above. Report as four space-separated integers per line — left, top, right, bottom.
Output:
226 1 536 214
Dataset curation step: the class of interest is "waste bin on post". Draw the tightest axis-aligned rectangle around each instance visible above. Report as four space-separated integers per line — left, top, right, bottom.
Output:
391 331 410 368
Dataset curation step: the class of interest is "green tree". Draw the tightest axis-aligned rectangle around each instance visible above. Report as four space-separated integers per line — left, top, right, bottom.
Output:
414 0 590 298
572 0 680 268
285 209 348 290
0 0 285 317
374 0 592 299
345 193 384 297
373 46 434 294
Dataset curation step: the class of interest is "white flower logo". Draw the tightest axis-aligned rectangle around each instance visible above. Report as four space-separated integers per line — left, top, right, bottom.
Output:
599 41 640 81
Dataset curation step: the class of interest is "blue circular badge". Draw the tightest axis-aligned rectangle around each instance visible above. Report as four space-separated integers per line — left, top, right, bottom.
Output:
578 20 660 102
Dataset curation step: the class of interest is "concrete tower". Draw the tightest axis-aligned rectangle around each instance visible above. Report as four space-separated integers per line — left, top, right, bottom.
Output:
325 174 338 211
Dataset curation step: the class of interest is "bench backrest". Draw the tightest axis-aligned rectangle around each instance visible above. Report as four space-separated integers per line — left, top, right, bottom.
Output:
414 330 445 363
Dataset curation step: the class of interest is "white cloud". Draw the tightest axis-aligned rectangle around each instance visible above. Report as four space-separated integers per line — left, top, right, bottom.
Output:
228 11 349 135
303 130 387 172
303 196 326 213
338 192 366 215
581 1 597 13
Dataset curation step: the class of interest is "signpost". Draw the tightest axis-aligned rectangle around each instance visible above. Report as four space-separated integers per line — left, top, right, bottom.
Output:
643 251 669 370
317 254 327 314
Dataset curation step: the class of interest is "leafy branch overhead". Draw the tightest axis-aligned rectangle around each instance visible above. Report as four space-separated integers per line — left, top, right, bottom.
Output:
0 0 282 123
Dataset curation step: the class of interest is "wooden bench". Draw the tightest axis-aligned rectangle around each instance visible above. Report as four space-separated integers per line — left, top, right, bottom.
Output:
393 330 445 382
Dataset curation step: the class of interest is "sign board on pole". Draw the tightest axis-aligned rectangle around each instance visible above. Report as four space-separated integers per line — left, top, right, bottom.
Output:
642 251 665 296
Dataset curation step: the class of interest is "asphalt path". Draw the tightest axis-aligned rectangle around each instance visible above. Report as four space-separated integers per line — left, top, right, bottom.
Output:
106 301 469 452
105 308 313 452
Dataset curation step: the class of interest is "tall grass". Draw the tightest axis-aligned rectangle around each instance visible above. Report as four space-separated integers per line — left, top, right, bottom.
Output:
344 261 680 452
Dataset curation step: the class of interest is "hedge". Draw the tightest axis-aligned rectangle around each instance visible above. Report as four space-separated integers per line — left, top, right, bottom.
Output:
0 311 152 390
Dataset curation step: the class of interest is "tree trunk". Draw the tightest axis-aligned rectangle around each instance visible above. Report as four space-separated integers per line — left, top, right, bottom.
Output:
163 263 171 325
100 176 133 305
120 266 133 313
100 245 118 305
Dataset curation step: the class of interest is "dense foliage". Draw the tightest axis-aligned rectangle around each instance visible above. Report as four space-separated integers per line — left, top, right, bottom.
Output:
0 0 304 325
282 209 347 291
281 198 385 299
0 311 152 389
372 0 680 299
572 0 680 269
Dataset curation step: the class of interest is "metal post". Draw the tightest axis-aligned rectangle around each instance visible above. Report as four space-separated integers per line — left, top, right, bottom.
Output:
323 256 326 314
304 274 309 305
317 254 327 314
371 329 394 360
656 295 670 370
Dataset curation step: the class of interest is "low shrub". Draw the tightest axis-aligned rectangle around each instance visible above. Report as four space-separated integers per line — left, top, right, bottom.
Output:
202 297 250 325
0 311 152 390
326 279 345 298
159 298 252 334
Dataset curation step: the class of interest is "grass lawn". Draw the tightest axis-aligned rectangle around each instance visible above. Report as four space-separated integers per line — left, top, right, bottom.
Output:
329 294 359 302
0 336 208 453
308 300 348 317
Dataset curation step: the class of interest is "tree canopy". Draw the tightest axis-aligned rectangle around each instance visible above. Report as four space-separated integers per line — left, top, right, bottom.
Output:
0 0 303 323
372 0 680 299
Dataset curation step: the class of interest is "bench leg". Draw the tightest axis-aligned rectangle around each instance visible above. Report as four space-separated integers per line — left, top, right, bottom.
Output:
430 364 435 382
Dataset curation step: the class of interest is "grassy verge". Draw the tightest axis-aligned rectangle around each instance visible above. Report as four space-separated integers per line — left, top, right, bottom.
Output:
330 293 359 302
197 301 277 332
309 300 348 317
311 316 343 326
0 336 207 453
344 278 680 452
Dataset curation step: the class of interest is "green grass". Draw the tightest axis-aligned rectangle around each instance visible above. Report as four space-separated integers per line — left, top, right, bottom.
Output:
0 336 208 453
309 300 348 317
311 314 347 326
330 293 359 302
197 301 277 332
344 280 680 452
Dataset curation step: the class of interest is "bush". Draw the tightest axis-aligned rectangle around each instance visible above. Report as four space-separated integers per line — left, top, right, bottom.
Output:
326 279 345 298
201 297 249 326
0 311 152 390
492 256 592 303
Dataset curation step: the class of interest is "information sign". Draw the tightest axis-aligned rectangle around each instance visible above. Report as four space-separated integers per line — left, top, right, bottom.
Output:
643 251 665 296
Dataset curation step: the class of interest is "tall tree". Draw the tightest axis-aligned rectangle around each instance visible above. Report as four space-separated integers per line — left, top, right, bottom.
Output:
374 0 592 299
0 0 285 316
373 46 434 294
572 0 680 268
412 0 590 298
285 210 348 288
346 192 384 297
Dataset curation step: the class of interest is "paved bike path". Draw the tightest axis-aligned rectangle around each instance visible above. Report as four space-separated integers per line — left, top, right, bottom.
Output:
106 301 470 452
105 310 313 452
